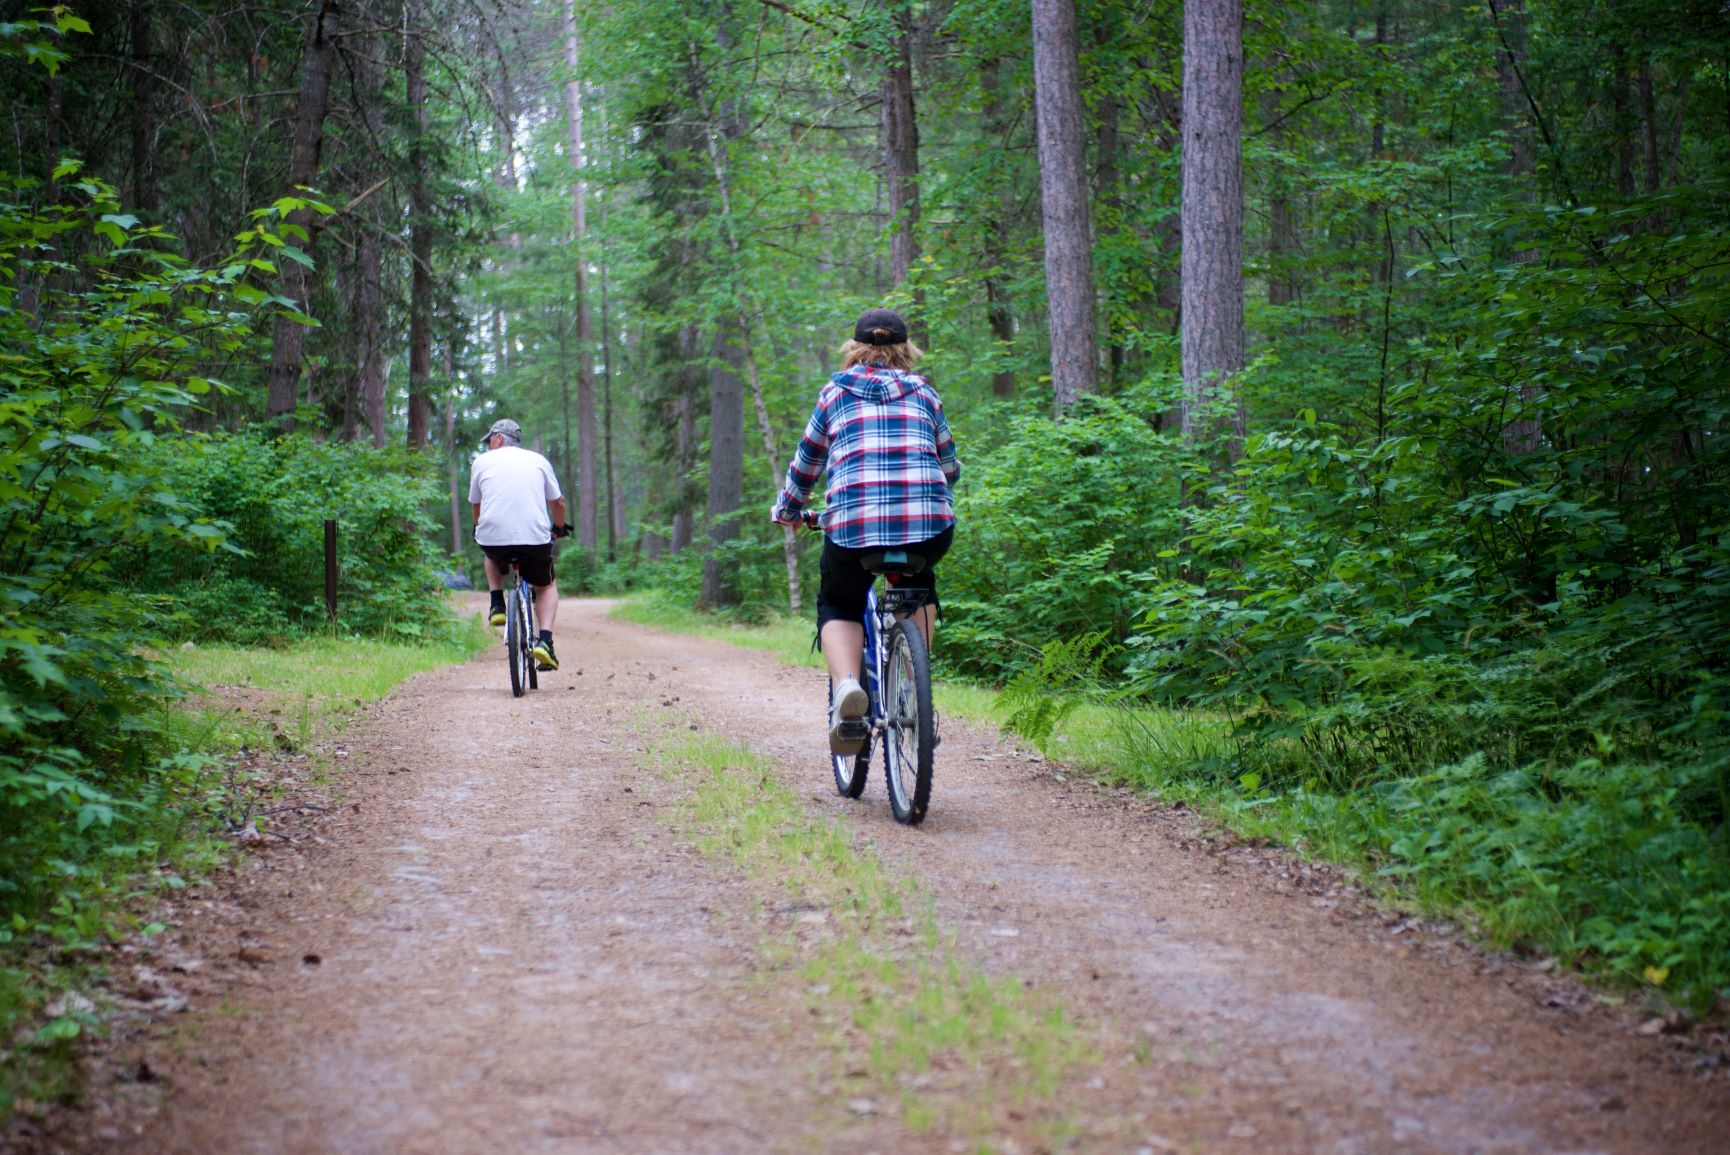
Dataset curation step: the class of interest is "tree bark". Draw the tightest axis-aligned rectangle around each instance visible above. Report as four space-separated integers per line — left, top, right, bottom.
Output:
600 214 620 559
405 2 432 451
446 396 462 556
980 56 1016 398
1492 0 1534 181
670 362 696 555
1032 0 1099 413
355 25 388 446
1095 26 1124 388
266 0 340 426
883 4 921 293
128 1 157 215
1179 0 1245 452
700 327 746 609
565 0 599 549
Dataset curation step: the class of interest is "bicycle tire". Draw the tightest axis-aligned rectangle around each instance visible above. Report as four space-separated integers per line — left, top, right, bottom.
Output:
882 620 934 825
829 675 870 799
525 583 539 689
506 585 528 698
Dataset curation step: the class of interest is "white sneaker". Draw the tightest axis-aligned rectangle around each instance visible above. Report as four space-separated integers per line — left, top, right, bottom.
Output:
830 677 868 754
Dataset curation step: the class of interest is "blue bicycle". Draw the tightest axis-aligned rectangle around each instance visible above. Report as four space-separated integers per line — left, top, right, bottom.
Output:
804 511 937 825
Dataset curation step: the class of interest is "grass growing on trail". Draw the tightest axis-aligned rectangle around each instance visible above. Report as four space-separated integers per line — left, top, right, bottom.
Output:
0 619 491 1125
648 730 1090 1152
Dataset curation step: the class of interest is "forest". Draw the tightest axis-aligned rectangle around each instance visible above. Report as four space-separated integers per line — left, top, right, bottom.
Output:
1 0 1727 1061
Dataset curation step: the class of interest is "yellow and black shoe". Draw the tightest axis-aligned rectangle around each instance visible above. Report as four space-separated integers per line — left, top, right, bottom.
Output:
488 598 506 626
532 634 558 672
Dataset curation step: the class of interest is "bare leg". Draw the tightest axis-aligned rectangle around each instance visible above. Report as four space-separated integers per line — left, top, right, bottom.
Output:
820 620 864 685
907 603 935 650
483 555 505 592
533 582 559 632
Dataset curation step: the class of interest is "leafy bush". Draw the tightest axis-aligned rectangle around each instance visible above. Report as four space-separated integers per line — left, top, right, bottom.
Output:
122 433 454 643
941 394 1188 681
0 165 286 926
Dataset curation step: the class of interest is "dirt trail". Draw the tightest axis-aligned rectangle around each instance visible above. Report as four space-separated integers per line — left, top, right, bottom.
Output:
62 599 1730 1153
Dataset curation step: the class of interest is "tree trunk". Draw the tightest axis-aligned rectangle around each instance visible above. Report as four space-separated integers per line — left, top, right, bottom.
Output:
1492 0 1534 181
128 0 157 215
980 56 1016 398
1179 0 1246 453
701 327 745 609
266 0 340 425
565 0 599 549
600 218 620 559
405 2 432 451
1032 0 1099 414
670 326 700 555
355 26 388 447
1612 41 1636 198
446 399 462 557
1095 25 1125 388
883 4 921 295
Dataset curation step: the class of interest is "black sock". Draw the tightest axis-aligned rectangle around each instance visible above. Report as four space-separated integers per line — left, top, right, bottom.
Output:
540 629 553 644
489 591 504 608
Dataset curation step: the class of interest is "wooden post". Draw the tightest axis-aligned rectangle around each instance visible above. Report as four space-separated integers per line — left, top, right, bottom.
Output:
323 518 338 624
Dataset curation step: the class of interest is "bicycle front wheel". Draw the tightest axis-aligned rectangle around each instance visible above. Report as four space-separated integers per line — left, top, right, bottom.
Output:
882 620 934 825
506 586 529 698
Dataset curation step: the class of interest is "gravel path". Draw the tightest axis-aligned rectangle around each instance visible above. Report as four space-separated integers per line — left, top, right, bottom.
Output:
64 598 1730 1154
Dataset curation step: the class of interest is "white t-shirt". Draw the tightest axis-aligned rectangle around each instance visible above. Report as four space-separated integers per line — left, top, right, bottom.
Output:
468 445 563 546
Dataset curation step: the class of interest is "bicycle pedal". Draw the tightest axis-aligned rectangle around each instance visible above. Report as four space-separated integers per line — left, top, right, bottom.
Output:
834 719 869 741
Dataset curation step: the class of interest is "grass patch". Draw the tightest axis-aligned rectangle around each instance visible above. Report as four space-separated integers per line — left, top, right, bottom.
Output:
161 615 491 755
0 617 491 1124
647 730 1090 1151
611 591 821 667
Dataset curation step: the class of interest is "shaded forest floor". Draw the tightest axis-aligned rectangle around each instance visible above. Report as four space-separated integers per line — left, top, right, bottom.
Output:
15 597 1730 1154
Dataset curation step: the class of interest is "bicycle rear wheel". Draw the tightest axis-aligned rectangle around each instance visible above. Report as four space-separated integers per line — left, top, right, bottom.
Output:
829 674 870 798
506 585 529 698
882 619 934 825
525 584 539 689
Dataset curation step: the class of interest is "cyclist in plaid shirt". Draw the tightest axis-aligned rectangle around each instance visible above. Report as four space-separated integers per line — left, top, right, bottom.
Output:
773 308 960 753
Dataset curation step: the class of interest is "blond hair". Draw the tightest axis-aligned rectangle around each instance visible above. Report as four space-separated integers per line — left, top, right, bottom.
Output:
840 338 924 372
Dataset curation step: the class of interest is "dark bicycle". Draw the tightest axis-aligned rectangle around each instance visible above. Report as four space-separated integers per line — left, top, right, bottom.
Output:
803 510 937 825
500 554 540 698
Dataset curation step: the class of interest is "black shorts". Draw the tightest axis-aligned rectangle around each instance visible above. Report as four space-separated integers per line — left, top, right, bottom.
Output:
480 541 556 588
816 526 953 631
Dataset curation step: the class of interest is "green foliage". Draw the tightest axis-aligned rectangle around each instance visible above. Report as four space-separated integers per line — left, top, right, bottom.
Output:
941 393 1187 681
121 432 454 644
0 165 292 931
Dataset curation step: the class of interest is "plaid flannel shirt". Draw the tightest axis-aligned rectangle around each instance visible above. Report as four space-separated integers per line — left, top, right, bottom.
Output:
773 366 960 549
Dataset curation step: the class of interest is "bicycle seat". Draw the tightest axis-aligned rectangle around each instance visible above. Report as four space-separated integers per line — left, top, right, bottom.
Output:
858 549 928 576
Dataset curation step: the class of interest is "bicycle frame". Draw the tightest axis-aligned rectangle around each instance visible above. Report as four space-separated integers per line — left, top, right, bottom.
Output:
860 580 932 726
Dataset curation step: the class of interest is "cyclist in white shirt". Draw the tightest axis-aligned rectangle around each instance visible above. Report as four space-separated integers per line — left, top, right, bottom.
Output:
469 418 571 671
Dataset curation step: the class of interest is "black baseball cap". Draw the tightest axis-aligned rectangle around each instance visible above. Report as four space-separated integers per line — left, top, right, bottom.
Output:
854 308 909 346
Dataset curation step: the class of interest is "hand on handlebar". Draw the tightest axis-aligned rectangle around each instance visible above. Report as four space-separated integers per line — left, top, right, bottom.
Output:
769 504 823 531
552 523 574 539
